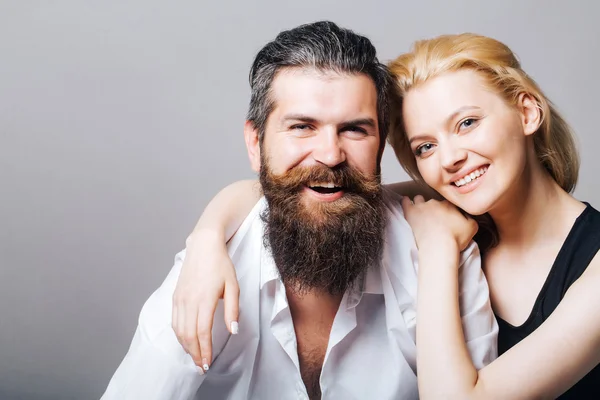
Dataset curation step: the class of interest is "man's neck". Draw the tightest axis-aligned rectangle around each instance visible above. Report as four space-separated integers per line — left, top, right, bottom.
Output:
286 287 343 324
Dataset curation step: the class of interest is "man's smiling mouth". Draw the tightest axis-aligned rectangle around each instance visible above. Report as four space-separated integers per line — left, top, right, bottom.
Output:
307 182 344 194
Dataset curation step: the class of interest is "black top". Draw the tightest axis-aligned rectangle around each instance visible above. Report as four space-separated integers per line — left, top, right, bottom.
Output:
497 203 600 399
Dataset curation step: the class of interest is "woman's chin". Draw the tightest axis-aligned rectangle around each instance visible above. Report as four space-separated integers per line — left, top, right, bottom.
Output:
445 196 493 217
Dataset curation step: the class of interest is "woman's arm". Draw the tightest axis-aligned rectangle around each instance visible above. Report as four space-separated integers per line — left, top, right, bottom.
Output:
172 179 261 371
187 179 262 243
404 197 600 400
384 180 441 201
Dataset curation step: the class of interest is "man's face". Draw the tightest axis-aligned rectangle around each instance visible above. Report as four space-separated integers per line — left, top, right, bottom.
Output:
246 67 381 208
244 67 386 295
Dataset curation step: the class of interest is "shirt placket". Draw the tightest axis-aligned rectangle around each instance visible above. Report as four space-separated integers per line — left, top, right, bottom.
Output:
319 287 361 398
268 279 310 400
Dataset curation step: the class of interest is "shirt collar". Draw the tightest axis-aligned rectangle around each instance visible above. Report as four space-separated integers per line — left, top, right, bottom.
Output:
260 243 280 289
260 241 384 306
344 262 384 309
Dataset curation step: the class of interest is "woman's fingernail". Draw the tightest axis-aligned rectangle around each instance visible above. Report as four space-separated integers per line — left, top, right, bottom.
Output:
202 358 210 371
197 366 205 375
230 321 239 335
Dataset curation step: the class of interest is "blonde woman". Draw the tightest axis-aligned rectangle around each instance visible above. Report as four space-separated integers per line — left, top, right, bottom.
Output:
173 34 600 399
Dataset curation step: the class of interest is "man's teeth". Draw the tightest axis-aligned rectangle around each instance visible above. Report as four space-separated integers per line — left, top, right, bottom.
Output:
453 167 488 187
309 182 339 188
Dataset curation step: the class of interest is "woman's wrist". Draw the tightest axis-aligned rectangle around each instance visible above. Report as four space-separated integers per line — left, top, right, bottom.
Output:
417 231 460 253
417 235 461 271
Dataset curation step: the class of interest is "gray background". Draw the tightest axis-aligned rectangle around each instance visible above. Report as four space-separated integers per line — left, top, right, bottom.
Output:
1 1 598 399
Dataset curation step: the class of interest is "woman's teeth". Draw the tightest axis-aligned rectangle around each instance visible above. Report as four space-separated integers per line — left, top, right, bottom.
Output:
453 167 488 187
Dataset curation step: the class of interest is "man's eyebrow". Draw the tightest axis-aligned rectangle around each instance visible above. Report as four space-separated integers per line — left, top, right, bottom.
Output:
340 118 376 128
280 115 376 129
281 114 319 124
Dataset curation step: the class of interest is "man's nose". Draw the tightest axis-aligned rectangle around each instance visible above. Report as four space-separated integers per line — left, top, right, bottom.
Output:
312 130 346 167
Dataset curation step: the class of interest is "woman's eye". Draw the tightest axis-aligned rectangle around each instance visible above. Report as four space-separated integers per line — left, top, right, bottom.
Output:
415 143 435 156
459 118 477 130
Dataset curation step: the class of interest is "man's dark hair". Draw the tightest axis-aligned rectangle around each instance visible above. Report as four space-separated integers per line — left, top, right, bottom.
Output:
247 21 394 154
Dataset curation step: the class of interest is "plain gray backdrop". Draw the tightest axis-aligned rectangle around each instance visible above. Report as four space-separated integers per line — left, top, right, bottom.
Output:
1 1 599 399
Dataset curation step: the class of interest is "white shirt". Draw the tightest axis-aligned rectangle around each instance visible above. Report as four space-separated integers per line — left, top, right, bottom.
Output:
102 189 498 400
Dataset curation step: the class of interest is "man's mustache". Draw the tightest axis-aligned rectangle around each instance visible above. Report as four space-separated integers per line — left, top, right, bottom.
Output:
261 163 381 196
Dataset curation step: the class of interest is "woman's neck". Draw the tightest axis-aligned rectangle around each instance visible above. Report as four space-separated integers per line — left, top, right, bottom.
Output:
489 162 584 250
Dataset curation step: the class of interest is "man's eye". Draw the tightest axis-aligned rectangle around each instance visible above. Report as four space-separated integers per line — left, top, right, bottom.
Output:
343 126 367 134
290 124 311 130
415 143 435 156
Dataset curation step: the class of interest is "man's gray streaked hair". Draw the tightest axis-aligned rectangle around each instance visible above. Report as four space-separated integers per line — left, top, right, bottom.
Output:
247 21 394 154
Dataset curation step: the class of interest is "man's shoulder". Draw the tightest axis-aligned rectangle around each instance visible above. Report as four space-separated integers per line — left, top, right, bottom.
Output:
221 196 269 284
227 196 268 254
382 185 405 204
460 240 481 267
381 186 409 225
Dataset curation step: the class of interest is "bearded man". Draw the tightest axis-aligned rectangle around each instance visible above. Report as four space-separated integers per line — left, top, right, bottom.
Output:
101 21 497 400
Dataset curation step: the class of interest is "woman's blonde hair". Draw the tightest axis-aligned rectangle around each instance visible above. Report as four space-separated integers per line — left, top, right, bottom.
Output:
387 33 580 250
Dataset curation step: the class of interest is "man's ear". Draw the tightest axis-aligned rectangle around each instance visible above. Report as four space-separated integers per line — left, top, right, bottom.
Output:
244 121 261 173
518 93 542 136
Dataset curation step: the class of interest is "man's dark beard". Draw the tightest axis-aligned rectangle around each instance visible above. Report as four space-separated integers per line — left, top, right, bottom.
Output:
259 157 386 296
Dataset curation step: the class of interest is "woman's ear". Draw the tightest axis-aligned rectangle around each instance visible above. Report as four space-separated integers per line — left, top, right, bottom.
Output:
518 93 542 136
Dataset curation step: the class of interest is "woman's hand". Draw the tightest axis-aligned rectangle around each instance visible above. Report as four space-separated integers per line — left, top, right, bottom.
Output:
401 195 478 253
171 229 240 372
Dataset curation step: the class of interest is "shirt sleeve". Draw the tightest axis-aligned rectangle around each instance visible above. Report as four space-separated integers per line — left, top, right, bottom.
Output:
100 250 215 400
457 241 499 369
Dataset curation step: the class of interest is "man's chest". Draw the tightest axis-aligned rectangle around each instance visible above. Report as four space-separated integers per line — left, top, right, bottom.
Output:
259 295 416 398
294 321 333 399
199 292 418 399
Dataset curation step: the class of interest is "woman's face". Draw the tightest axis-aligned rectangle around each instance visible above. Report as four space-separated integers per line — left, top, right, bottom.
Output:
402 69 540 215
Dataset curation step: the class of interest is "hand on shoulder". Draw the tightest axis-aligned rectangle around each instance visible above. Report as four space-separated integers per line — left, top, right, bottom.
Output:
401 196 478 253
